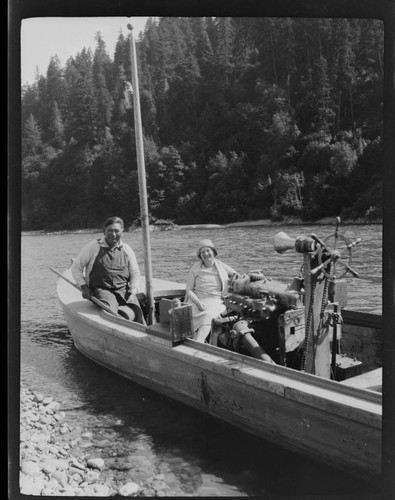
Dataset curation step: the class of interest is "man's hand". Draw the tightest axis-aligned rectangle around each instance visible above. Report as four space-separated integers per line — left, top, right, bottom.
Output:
80 284 92 300
126 292 138 305
262 353 276 364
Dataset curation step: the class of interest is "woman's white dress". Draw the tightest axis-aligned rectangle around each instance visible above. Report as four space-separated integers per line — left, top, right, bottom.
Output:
190 266 226 331
186 259 237 332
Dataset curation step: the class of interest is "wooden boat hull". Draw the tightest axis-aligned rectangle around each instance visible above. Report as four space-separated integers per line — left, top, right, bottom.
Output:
57 271 382 483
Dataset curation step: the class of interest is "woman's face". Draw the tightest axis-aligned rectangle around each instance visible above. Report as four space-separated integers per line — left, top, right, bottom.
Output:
104 222 123 247
200 246 215 266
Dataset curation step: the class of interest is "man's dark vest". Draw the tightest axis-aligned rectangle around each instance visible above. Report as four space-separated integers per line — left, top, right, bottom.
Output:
89 245 130 291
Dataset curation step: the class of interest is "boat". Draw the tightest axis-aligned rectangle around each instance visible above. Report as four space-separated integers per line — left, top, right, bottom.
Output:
53 27 382 484
54 228 382 484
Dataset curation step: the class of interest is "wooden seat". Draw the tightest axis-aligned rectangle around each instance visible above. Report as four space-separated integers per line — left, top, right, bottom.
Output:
340 367 382 392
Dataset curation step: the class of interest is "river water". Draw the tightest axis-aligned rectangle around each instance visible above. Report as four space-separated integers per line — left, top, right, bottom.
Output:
18 224 382 496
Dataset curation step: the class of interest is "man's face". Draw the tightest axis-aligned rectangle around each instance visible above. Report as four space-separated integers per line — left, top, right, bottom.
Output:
104 223 123 247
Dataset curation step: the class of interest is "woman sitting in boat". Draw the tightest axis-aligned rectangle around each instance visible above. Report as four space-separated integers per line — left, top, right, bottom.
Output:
70 216 145 323
185 239 238 342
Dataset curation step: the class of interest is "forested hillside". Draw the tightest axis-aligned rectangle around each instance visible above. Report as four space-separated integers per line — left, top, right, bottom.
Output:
21 17 383 230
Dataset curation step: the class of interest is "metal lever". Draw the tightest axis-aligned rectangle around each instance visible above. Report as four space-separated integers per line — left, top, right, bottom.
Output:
347 238 361 249
337 260 360 278
310 233 327 249
310 251 340 276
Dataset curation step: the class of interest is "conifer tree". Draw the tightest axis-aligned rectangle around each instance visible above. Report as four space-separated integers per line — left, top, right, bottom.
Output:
215 17 236 84
64 49 98 145
330 19 357 131
21 83 40 126
93 33 114 141
46 55 67 113
22 114 43 158
189 17 214 78
47 101 65 149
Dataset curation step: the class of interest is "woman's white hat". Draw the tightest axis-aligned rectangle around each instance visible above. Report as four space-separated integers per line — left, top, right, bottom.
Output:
197 239 218 257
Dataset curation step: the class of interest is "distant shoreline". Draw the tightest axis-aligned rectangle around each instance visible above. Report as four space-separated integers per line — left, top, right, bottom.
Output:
21 216 382 236
178 216 383 230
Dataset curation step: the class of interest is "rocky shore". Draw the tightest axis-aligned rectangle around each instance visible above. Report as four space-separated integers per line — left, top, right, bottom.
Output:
21 215 383 236
19 381 192 496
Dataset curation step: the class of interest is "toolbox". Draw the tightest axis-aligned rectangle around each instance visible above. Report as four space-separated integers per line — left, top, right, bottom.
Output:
333 354 362 381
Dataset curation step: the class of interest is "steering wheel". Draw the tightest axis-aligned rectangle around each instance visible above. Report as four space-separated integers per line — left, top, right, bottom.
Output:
311 219 360 279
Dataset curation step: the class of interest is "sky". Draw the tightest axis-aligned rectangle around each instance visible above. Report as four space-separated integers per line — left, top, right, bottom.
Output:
20 17 150 85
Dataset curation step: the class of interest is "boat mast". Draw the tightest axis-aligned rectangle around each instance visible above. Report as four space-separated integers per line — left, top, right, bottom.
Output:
127 24 155 325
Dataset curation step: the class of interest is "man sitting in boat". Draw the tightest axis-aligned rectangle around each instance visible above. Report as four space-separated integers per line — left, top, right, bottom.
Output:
185 239 238 342
70 216 145 323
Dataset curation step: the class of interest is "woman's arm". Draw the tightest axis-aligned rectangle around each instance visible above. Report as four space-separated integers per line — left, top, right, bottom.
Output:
185 266 206 310
186 289 206 310
222 261 238 277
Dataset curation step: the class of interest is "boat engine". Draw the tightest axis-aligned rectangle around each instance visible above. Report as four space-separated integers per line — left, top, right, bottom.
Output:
210 272 306 367
210 218 362 379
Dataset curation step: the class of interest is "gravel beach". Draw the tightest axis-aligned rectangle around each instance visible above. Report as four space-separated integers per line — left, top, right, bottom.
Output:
19 380 202 496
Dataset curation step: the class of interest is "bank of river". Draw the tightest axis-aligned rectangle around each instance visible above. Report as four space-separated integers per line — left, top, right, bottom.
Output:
19 378 200 497
179 216 383 229
21 215 383 236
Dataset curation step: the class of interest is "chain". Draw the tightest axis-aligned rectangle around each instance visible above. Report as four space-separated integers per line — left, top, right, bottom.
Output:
301 260 333 372
300 274 316 372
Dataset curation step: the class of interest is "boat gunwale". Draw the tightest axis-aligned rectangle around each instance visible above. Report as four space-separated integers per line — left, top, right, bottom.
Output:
342 309 382 328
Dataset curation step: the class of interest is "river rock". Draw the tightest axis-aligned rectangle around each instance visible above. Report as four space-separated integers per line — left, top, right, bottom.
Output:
109 459 133 471
118 482 140 496
40 460 57 474
38 414 51 424
59 485 76 495
33 393 44 403
93 438 111 448
153 479 168 491
70 458 86 471
80 441 93 448
81 485 99 496
74 488 87 496
85 470 101 483
94 484 111 495
41 478 59 494
87 457 105 470
26 410 39 422
51 470 68 487
35 442 47 452
43 458 65 470
70 471 84 484
36 432 51 443
21 460 41 476
20 475 44 495
58 447 69 457
47 400 60 409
